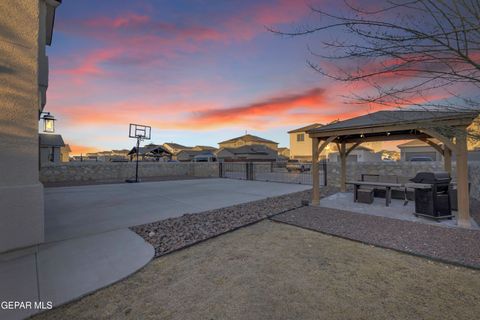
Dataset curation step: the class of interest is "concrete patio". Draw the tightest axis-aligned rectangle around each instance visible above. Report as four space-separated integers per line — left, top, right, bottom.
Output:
319 192 479 229
45 178 310 242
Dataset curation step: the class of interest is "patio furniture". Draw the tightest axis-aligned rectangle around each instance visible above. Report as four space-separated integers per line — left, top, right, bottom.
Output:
348 180 403 207
357 188 374 204
360 174 413 201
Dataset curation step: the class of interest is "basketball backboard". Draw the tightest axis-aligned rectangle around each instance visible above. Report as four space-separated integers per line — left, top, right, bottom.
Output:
129 124 151 140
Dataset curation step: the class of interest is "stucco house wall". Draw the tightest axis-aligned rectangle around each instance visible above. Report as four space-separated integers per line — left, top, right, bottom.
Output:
0 0 60 253
289 131 314 160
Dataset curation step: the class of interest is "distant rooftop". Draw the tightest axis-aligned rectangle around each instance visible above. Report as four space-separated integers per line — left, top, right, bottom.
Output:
163 142 190 149
218 134 278 145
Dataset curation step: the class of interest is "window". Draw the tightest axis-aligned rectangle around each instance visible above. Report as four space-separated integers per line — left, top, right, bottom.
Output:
297 133 305 142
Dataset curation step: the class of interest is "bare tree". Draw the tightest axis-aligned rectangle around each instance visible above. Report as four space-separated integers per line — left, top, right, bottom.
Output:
269 0 480 142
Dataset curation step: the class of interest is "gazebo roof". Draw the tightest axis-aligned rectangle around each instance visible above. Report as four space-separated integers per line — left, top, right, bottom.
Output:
308 110 478 136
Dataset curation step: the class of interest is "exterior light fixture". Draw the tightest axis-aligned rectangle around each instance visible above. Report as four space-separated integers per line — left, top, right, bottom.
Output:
41 112 56 133
360 133 365 138
387 132 391 136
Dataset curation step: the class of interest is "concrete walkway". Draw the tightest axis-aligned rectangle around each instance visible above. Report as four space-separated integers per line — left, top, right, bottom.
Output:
45 178 310 242
0 229 153 320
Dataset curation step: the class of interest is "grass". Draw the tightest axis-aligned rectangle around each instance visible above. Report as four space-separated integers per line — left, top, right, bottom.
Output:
33 220 480 320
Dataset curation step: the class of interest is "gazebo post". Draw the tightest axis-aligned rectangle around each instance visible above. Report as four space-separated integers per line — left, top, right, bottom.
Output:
311 137 320 205
455 127 470 228
340 141 347 192
443 146 452 174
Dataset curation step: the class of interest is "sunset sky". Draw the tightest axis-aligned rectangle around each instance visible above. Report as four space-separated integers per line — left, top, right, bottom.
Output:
46 0 446 154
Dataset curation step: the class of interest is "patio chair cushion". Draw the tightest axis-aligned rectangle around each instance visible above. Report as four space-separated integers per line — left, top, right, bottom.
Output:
357 188 374 204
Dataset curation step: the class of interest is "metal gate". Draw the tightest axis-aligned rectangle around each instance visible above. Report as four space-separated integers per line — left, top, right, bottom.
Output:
219 161 327 186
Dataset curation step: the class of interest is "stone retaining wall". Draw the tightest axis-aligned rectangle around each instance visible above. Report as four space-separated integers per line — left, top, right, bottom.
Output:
326 161 480 200
40 162 219 183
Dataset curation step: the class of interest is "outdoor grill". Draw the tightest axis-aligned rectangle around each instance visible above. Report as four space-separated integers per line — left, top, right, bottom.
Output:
409 171 453 220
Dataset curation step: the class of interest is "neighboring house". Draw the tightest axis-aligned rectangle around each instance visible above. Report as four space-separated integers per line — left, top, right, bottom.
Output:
192 151 217 162
162 142 190 155
162 142 216 160
216 145 279 162
176 149 210 162
84 149 130 162
328 146 381 162
278 147 290 158
1 0 62 253
60 144 71 162
39 133 65 165
288 123 324 161
218 134 278 151
192 145 216 152
397 140 444 161
289 123 384 161
128 144 172 161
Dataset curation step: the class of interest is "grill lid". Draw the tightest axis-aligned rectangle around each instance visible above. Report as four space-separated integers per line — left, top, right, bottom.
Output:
410 171 452 184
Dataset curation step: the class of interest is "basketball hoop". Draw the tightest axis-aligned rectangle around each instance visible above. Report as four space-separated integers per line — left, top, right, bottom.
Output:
127 124 151 183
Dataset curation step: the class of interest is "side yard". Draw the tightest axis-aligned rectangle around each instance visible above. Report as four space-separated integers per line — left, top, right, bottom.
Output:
32 220 480 320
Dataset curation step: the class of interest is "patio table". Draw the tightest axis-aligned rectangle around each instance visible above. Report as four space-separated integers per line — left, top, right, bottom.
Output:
347 181 403 207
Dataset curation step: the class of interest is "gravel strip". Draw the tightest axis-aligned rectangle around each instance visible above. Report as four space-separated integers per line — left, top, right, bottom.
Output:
131 186 337 257
272 206 480 269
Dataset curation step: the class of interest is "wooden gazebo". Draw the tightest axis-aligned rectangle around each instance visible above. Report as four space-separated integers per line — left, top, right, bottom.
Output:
307 110 479 227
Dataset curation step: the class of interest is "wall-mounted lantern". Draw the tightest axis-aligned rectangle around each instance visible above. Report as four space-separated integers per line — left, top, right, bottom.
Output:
41 112 56 133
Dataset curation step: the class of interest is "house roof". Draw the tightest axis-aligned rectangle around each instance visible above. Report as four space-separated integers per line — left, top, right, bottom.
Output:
397 139 443 148
177 149 213 156
39 133 65 147
192 145 216 151
128 145 172 156
218 145 276 155
307 110 479 135
288 123 323 134
163 142 190 149
218 134 278 145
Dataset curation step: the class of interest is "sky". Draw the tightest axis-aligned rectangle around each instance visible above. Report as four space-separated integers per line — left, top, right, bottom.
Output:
45 0 444 154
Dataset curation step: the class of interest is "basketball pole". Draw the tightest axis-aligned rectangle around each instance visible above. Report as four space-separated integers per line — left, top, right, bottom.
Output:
135 137 140 182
